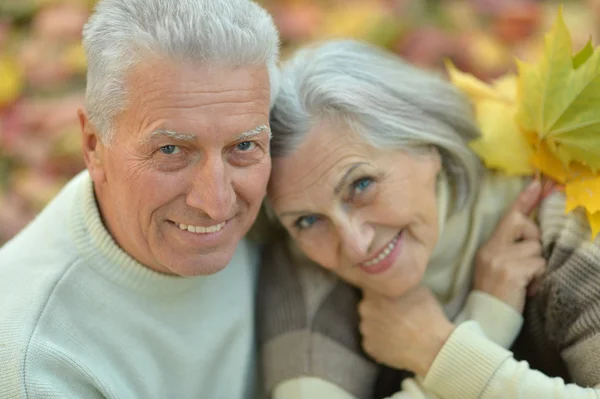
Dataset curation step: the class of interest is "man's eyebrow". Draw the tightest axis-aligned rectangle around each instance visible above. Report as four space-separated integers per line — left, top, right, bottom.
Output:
143 129 196 144
234 124 272 141
334 162 369 195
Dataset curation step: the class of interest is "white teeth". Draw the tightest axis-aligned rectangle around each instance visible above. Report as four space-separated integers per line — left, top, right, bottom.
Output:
177 222 225 234
361 236 399 268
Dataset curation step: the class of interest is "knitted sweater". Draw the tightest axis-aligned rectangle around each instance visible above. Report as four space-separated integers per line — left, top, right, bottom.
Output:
0 171 261 399
257 171 600 399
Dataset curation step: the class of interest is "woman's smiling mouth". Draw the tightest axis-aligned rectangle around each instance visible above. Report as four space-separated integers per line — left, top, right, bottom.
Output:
358 231 403 274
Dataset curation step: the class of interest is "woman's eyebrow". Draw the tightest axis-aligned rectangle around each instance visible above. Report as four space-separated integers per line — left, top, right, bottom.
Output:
333 162 369 195
278 162 370 219
278 209 307 219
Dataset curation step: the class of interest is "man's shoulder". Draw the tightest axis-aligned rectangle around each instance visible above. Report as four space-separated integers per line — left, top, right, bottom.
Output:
0 240 80 335
0 173 88 339
0 248 81 389
0 251 101 397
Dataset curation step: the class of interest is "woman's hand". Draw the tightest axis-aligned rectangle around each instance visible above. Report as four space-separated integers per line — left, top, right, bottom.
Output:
359 286 455 376
474 179 552 313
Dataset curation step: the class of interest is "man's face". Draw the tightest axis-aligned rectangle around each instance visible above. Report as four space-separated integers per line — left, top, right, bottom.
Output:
83 59 272 276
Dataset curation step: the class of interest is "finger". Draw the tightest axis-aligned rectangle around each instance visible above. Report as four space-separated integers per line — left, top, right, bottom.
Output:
495 211 540 243
510 179 543 216
516 217 541 242
527 262 547 296
541 178 557 200
361 337 377 361
359 320 367 336
358 298 374 318
521 256 546 280
508 239 543 259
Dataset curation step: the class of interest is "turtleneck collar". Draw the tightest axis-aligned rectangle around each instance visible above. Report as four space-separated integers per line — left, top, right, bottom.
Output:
68 172 206 296
422 171 473 316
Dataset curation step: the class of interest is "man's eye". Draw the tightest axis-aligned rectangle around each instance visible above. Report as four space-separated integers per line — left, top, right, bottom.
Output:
353 177 373 194
159 145 181 155
295 215 320 230
236 141 257 152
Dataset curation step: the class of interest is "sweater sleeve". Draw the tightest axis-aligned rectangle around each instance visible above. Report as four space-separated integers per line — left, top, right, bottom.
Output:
423 321 600 399
273 377 359 399
453 290 523 349
256 238 379 399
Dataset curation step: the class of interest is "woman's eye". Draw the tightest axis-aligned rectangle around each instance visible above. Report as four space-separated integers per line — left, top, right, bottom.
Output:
295 215 319 230
236 141 257 152
159 145 181 155
353 177 373 194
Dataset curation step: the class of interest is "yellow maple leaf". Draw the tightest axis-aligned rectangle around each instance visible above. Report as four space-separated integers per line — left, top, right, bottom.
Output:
446 9 600 238
528 140 595 184
516 7 600 172
565 176 600 214
514 7 600 238
586 210 600 239
446 61 533 175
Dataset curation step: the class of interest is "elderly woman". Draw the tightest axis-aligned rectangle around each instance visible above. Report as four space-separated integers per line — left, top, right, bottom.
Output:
257 40 600 399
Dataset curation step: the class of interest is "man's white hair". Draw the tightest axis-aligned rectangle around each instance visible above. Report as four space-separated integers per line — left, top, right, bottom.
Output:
82 0 280 143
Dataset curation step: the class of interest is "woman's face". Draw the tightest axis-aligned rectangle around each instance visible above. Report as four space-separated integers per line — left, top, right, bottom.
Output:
268 120 442 298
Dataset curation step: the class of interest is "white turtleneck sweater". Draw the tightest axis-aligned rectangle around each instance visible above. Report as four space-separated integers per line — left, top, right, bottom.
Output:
0 171 261 398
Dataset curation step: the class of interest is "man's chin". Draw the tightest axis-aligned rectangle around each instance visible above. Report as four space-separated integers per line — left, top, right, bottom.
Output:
161 247 238 277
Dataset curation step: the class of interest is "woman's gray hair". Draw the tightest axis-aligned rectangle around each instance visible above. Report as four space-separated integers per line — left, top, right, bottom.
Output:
270 39 483 211
83 0 280 143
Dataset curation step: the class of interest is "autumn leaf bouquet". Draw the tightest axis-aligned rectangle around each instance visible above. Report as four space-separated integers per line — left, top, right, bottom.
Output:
448 7 600 238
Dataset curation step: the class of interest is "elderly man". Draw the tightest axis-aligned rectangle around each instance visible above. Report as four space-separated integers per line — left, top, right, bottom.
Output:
0 0 279 397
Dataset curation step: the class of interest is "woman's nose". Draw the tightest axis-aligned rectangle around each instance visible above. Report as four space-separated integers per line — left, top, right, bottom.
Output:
337 219 375 264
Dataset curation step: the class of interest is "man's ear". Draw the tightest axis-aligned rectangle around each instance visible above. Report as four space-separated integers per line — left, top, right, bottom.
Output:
78 109 106 184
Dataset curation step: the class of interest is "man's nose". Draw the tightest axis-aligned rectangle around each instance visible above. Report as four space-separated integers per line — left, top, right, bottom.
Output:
186 155 235 221
336 218 375 264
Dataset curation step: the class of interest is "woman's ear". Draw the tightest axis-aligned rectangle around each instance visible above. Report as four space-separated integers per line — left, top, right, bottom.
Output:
78 109 107 184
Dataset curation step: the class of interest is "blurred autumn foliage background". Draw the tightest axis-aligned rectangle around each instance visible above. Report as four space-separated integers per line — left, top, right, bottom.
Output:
1 0 600 244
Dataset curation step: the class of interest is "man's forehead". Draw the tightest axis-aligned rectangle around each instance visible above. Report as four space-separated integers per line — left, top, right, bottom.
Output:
128 58 270 92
